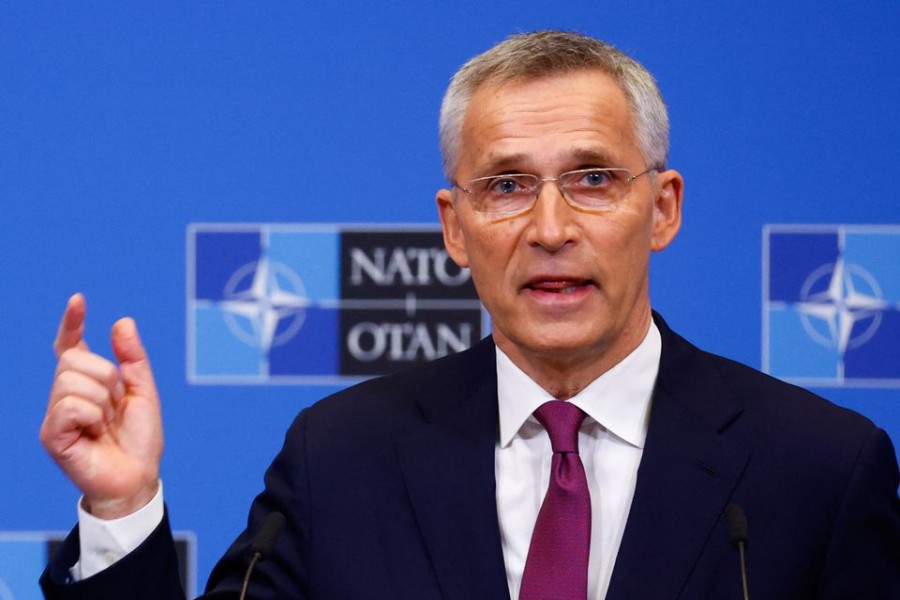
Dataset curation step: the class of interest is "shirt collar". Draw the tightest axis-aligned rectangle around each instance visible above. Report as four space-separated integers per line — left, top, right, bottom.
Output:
496 320 661 449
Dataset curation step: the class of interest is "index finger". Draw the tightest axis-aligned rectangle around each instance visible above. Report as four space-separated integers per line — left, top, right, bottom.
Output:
54 293 89 358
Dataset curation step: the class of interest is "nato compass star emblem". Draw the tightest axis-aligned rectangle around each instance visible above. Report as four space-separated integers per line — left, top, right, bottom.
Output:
219 257 310 353
763 225 900 387
795 258 888 355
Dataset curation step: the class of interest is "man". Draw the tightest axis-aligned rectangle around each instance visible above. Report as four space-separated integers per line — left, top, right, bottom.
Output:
40 31 900 599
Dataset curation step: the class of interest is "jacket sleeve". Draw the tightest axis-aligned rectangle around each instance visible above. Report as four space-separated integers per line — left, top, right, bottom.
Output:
818 427 900 599
40 510 186 600
41 409 313 600
201 409 312 599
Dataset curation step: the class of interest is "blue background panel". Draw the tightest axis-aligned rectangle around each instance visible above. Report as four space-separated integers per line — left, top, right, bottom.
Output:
844 311 900 380
269 308 339 376
768 309 839 380
2 2 898 594
267 231 340 301
768 232 838 302
0 540 47 600
194 232 262 300
194 306 264 376
843 232 900 301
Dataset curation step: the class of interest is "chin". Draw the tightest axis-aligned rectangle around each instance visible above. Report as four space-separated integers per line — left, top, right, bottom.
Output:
511 328 607 359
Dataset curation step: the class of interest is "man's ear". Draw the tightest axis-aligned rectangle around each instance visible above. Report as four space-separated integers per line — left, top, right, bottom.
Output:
651 169 684 252
436 188 470 268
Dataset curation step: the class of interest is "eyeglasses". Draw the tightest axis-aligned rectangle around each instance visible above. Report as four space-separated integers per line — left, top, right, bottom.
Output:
452 167 658 218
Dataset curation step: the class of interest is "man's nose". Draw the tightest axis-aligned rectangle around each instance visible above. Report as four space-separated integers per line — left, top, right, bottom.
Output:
525 181 577 251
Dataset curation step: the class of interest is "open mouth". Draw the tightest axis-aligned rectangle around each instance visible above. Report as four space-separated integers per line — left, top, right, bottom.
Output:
526 278 593 295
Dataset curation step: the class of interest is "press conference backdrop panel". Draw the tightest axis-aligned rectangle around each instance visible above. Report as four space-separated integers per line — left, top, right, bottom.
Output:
2 2 898 594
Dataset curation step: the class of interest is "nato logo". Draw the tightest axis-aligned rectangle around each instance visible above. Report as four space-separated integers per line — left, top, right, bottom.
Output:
763 225 900 387
187 224 486 384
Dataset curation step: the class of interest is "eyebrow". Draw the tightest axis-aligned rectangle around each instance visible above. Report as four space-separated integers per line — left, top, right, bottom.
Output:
472 154 532 178
472 148 622 178
560 148 620 168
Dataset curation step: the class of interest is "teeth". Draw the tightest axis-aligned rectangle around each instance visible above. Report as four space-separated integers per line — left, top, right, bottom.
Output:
529 280 588 293
537 285 578 293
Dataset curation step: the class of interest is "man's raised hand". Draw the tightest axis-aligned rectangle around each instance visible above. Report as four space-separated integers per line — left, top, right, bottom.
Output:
40 293 164 520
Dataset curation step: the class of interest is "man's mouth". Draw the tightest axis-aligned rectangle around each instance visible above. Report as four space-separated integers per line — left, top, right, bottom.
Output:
525 278 593 295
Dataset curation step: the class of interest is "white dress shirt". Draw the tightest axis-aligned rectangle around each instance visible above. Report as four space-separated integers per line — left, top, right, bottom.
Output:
76 322 660 594
73 482 164 580
495 321 660 600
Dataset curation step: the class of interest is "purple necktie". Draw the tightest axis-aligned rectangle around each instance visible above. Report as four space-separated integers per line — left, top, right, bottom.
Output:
519 401 591 600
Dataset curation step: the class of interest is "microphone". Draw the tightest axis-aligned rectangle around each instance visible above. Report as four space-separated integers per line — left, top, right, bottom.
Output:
239 511 286 600
725 503 750 600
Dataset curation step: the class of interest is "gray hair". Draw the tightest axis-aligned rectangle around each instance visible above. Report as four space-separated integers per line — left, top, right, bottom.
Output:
438 30 669 181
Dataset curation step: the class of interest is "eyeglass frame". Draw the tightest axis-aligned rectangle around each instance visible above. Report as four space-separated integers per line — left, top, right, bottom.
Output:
450 166 661 218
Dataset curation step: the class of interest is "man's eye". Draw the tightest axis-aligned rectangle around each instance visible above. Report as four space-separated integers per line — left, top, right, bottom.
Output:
580 170 611 187
491 177 524 194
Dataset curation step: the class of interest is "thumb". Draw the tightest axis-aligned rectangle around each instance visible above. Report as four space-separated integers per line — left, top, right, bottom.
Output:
111 318 156 394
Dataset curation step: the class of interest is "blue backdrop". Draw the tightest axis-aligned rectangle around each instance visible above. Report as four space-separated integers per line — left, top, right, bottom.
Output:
2 2 898 594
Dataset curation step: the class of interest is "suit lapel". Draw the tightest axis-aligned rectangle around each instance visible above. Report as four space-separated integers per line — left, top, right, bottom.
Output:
607 316 750 599
395 339 511 600
392 318 751 599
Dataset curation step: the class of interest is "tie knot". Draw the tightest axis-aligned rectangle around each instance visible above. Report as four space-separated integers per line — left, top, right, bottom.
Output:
534 401 587 454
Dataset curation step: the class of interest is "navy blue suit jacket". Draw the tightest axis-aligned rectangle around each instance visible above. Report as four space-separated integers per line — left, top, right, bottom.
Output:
42 315 900 598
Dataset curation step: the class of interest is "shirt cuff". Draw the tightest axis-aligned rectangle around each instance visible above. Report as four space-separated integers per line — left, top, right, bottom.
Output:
71 482 165 581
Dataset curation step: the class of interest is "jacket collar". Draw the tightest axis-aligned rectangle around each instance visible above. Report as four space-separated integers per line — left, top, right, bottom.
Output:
607 313 750 599
394 338 511 600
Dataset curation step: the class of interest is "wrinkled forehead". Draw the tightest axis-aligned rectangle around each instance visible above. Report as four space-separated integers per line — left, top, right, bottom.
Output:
457 70 640 173
462 69 636 135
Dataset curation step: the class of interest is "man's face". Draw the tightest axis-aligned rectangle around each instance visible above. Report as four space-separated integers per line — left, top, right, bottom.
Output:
437 70 683 381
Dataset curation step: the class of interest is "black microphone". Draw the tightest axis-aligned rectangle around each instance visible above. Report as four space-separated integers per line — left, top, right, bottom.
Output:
725 503 750 600
239 511 286 600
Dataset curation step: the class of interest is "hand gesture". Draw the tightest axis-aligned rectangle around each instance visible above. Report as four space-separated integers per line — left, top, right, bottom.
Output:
40 294 164 520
